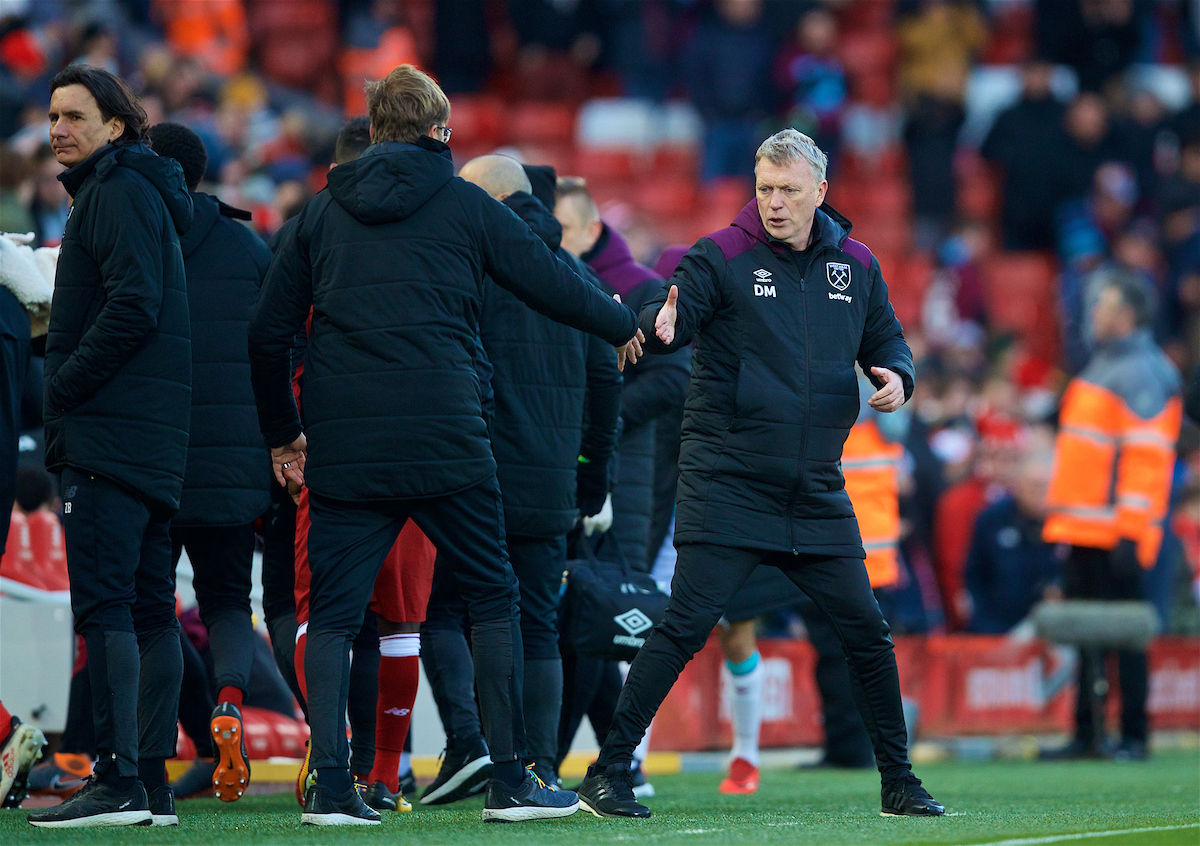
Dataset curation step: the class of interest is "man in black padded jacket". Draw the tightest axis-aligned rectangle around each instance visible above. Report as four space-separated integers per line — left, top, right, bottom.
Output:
247 65 641 826
574 129 944 822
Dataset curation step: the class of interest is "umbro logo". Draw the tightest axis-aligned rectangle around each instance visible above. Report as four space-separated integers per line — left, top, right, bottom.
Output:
614 609 653 636
752 268 776 298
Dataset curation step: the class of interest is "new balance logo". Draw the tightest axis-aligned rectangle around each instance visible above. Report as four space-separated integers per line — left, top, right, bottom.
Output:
614 608 653 636
753 269 776 298
828 292 852 303
384 707 410 717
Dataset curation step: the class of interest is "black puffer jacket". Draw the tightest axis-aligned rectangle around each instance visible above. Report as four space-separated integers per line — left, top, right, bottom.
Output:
640 202 914 557
174 192 273 526
585 226 690 571
248 137 637 502
44 142 193 511
481 191 622 538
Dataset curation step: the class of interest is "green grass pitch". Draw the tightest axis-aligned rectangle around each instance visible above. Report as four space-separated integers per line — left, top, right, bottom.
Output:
3 751 1197 845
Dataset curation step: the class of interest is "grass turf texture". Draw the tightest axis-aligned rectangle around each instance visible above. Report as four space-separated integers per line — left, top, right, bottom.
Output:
2 752 1197 845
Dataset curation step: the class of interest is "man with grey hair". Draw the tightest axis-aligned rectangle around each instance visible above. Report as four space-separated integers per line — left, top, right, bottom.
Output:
577 129 944 819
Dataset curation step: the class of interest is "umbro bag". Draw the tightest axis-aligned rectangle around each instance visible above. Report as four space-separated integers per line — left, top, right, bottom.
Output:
560 533 670 662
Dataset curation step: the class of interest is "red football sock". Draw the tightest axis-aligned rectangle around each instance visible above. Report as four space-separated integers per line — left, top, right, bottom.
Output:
0 700 13 730
294 630 308 703
218 686 244 708
368 640 420 793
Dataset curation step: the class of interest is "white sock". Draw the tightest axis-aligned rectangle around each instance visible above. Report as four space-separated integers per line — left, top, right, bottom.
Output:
727 652 763 767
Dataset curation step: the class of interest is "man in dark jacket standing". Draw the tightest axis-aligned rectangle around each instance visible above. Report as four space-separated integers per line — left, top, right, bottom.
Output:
146 122 273 803
248 65 641 826
576 129 944 820
418 155 623 795
28 66 193 829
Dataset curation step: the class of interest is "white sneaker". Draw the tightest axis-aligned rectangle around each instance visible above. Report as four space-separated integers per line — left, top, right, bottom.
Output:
0 717 47 808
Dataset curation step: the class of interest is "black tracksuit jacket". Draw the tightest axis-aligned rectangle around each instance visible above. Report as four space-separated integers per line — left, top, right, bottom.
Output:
247 137 637 502
44 142 193 512
174 191 273 526
480 191 622 539
640 202 915 557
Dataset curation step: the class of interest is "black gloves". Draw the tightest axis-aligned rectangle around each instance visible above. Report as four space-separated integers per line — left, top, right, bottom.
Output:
575 456 608 518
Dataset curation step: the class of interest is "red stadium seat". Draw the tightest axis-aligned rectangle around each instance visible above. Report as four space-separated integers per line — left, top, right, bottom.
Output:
980 251 1060 361
633 174 699 218
837 31 898 82
0 510 38 589
654 146 699 178
514 142 575 176
241 706 280 759
574 147 637 181
26 510 69 592
509 101 576 146
446 95 507 147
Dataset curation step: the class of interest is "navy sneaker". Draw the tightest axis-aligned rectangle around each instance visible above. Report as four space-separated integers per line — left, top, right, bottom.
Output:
577 763 650 819
880 775 945 817
301 782 381 826
481 767 578 822
27 774 151 828
420 738 492 806
148 785 179 826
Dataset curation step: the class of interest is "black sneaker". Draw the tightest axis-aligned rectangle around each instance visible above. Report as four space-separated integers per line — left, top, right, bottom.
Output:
0 717 46 808
148 785 179 826
577 764 651 819
481 767 578 822
27 775 152 828
629 762 655 799
362 780 412 812
301 782 381 826
880 775 945 816
419 739 493 806
1038 737 1108 761
397 768 417 799
1111 739 1149 762
169 758 216 799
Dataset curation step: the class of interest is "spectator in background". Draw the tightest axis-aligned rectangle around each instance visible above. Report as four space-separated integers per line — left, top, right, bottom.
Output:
28 144 68 246
1056 93 1126 206
684 0 775 183
773 7 847 169
982 60 1067 250
0 145 33 233
1034 0 1142 94
1042 269 1182 761
1159 133 1200 259
965 438 1062 634
146 122 272 804
152 0 249 77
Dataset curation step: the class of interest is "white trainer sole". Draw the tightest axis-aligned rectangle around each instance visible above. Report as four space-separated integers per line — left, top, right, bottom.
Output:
29 810 152 828
419 755 492 805
300 812 381 826
482 800 579 822
151 814 180 826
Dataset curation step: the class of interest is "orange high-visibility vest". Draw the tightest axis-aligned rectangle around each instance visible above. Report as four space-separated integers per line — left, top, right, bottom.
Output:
1044 338 1182 568
842 419 902 589
154 0 248 76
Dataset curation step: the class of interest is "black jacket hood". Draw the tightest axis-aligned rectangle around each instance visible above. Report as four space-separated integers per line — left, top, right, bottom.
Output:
522 164 558 211
729 200 853 255
178 191 252 257
326 137 455 225
60 142 193 235
503 191 562 252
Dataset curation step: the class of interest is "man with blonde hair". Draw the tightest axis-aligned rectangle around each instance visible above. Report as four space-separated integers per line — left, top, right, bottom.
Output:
249 65 642 825
575 129 944 820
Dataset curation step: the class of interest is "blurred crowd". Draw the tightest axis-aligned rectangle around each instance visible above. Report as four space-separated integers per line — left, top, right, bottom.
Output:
2 0 1199 638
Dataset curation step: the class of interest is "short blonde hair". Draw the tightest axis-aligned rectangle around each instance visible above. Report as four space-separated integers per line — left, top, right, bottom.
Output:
365 64 450 144
554 176 599 224
755 128 827 186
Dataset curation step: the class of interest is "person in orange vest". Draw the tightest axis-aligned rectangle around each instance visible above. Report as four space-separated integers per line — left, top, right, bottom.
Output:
1040 269 1182 762
714 372 908 793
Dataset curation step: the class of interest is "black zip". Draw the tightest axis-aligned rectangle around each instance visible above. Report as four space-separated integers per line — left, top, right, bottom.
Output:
785 245 826 553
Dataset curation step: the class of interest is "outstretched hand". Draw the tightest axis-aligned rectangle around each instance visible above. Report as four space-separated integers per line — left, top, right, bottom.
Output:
616 329 645 371
868 367 905 413
271 434 307 487
655 285 679 346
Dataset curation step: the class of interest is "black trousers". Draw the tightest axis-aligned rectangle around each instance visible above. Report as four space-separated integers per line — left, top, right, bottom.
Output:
595 543 912 781
305 475 525 772
795 594 876 767
170 522 256 695
259 483 305 714
1065 545 1148 744
422 533 566 769
61 467 183 778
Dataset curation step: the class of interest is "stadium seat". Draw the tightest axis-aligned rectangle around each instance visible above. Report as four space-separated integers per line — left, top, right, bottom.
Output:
654 146 699 177
514 142 575 177
575 147 637 181
510 101 576 146
980 251 1060 361
446 95 507 147
632 174 699 218
837 30 898 83
980 2 1033 65
0 510 38 590
26 510 69 592
240 706 280 759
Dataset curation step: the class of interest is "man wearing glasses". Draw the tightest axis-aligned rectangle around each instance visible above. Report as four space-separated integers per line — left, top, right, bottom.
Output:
249 64 643 826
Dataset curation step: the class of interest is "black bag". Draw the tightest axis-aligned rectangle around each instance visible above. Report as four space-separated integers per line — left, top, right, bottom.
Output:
560 533 670 662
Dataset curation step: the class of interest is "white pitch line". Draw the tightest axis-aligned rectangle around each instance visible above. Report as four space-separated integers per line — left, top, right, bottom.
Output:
957 822 1200 846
